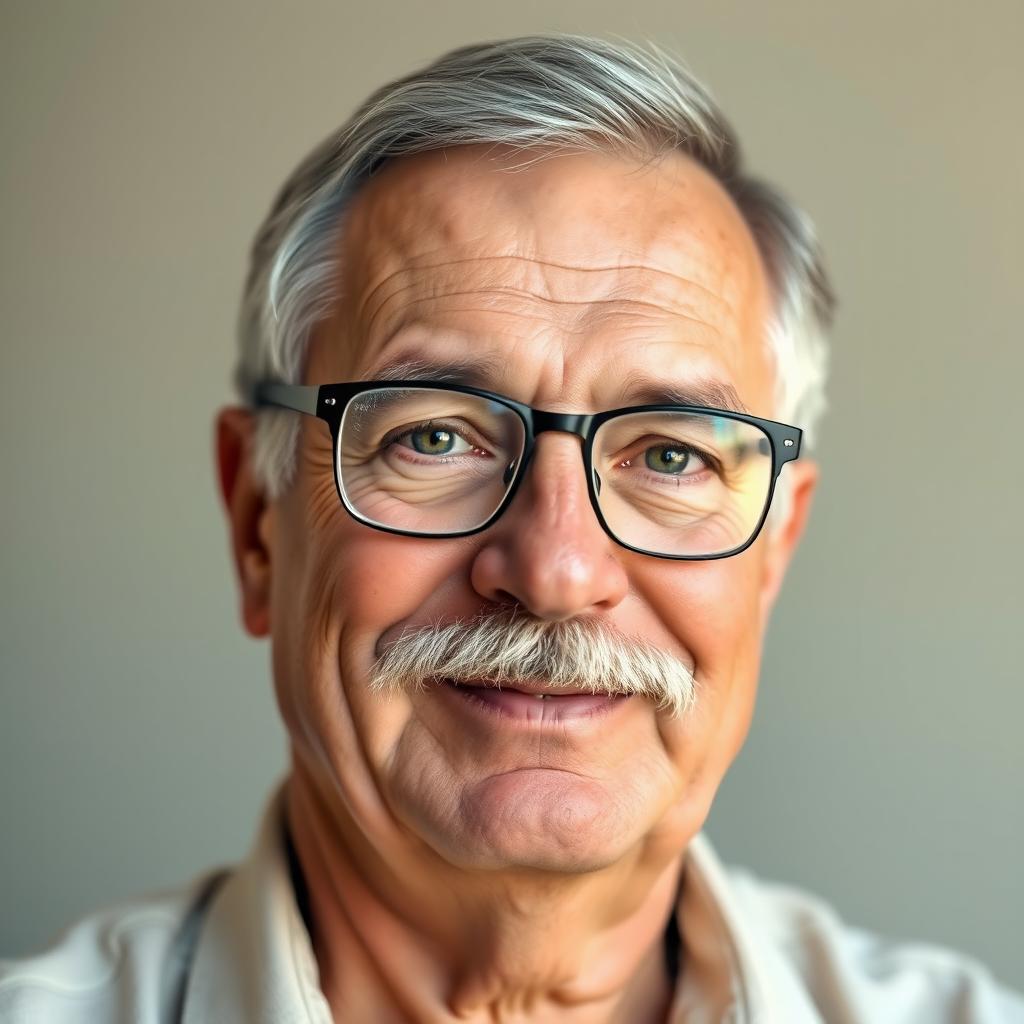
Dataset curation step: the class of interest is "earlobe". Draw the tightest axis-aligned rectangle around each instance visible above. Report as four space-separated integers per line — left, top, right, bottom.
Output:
215 407 273 638
758 459 819 620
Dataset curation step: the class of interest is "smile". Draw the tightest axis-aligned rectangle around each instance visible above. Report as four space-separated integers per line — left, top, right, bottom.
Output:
438 678 631 724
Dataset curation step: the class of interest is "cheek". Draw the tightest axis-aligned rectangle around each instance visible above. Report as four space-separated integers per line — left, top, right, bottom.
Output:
265 469 345 754
333 530 485 764
333 529 476 667
278 464 479 770
639 548 766 801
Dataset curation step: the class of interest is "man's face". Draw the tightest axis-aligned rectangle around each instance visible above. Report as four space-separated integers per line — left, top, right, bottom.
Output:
239 146 813 874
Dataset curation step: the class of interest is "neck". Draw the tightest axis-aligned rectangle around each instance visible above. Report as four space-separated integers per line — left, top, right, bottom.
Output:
284 762 685 1024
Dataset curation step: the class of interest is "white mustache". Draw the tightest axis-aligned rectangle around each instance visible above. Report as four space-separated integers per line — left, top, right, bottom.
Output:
369 608 697 718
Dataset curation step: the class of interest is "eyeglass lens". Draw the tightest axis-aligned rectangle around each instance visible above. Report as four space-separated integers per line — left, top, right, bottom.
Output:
337 387 774 556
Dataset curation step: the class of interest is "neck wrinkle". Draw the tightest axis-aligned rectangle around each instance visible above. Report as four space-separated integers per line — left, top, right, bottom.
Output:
285 767 686 1024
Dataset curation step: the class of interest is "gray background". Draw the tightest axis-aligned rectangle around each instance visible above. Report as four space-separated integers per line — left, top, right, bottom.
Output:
2 0 1021 992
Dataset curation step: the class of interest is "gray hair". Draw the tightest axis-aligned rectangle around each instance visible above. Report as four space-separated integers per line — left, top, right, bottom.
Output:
370 607 697 718
236 34 835 502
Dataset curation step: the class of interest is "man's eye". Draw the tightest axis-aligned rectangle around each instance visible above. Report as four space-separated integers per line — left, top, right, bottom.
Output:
644 444 707 475
400 426 473 456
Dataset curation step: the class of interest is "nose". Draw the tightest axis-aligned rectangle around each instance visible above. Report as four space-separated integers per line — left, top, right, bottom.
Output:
469 433 630 620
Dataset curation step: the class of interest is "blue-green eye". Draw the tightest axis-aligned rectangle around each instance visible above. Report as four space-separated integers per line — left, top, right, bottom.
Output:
401 424 474 457
645 445 692 474
411 427 454 454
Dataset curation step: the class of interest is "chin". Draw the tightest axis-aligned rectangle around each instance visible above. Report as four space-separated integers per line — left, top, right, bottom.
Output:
427 768 645 873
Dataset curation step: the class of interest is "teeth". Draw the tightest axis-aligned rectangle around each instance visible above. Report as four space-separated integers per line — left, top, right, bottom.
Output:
534 693 549 700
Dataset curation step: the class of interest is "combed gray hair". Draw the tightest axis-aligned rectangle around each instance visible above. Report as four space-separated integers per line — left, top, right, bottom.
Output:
236 34 835 503
370 607 697 718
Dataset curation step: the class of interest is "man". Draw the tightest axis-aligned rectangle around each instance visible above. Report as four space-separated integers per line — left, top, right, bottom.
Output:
1 34 1020 1024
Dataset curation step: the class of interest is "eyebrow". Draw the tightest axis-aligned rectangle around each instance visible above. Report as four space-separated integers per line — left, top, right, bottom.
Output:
366 355 749 414
614 372 750 414
369 355 505 388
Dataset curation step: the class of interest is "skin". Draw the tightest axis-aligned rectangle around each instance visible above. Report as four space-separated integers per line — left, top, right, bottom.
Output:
216 145 817 1023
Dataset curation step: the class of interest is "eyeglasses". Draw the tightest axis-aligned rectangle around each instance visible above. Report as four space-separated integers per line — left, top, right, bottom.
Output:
253 380 802 560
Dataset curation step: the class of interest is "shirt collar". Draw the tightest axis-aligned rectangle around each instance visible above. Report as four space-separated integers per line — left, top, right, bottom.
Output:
181 778 332 1024
182 778 821 1024
673 832 823 1022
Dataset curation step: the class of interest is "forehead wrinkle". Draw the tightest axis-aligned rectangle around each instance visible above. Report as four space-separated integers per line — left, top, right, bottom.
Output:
344 144 761 295
366 288 725 346
335 145 769 395
356 256 736 348
363 252 730 304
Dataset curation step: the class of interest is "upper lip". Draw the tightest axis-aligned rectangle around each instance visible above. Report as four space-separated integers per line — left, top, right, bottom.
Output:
444 677 604 697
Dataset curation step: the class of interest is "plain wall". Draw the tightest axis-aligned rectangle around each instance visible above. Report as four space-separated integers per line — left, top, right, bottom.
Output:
2 0 1021 991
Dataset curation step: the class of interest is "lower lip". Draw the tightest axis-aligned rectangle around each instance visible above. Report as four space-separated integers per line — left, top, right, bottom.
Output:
439 679 630 724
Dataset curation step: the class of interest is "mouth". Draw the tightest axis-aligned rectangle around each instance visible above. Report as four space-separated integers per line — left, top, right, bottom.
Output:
438 677 630 724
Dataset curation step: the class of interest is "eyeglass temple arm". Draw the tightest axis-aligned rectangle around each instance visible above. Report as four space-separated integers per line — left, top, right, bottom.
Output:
252 382 321 417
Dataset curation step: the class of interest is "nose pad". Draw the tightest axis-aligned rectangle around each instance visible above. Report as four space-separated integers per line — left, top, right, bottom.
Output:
503 460 517 487
593 469 602 497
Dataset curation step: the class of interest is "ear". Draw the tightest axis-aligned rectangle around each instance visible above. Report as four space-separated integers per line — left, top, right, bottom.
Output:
215 407 273 637
758 459 819 621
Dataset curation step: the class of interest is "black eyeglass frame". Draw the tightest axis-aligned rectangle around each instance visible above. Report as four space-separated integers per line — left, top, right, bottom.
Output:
253 379 803 561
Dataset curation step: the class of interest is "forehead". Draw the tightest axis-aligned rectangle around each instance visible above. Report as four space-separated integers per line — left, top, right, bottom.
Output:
313 144 773 411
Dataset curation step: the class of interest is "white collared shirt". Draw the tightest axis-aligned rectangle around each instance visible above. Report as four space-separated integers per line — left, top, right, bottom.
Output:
2 779 1021 1022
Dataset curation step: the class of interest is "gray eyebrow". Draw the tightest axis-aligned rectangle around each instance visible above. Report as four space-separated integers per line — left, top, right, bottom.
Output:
367 355 749 414
615 373 750 414
369 355 505 388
